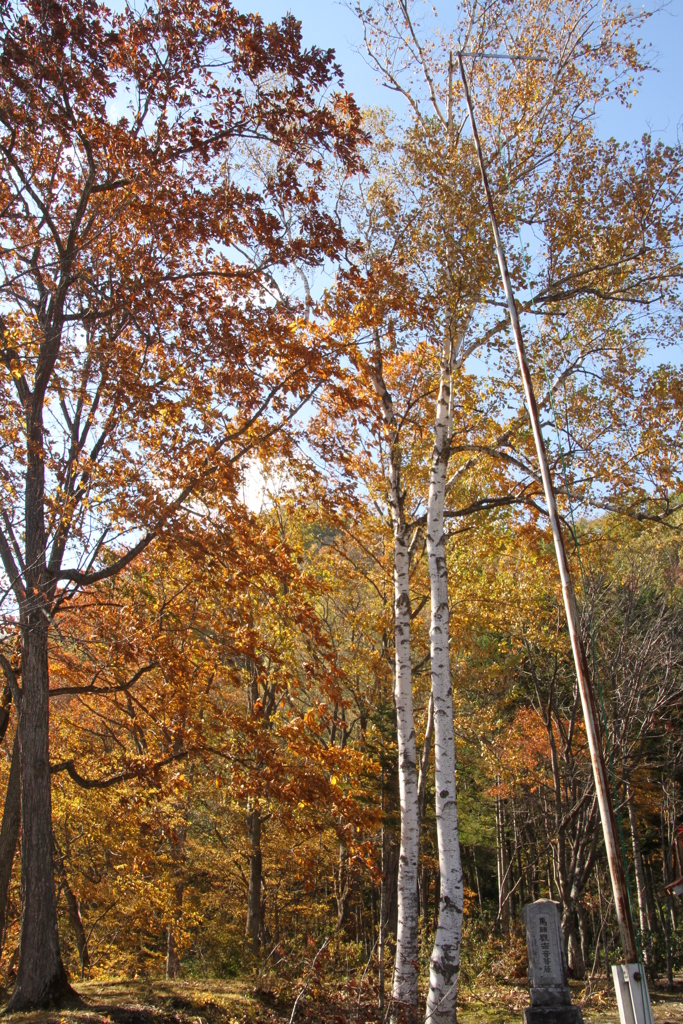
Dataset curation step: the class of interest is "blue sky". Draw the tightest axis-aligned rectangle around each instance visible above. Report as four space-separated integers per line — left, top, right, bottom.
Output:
241 0 682 145
234 2 682 509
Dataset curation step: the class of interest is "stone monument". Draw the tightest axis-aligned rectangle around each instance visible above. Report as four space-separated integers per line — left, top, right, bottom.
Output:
522 900 583 1023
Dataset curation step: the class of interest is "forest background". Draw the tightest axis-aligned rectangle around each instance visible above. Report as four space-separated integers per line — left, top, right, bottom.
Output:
0 0 682 1018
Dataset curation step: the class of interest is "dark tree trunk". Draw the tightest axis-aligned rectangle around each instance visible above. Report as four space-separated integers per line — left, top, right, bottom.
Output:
53 838 89 977
246 808 262 953
166 926 180 978
383 830 399 936
472 847 484 918
627 784 655 936
8 617 74 1010
6 386 74 1010
335 843 350 934
0 733 21 954
660 810 674 991
642 854 658 941
166 821 185 979
378 831 385 1015
562 903 586 980
577 902 589 972
419 864 430 924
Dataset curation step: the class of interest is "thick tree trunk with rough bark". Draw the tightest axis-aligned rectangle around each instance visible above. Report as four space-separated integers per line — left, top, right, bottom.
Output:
425 329 463 1024
10 623 73 1009
562 904 585 979
2 354 74 1010
369 332 420 1017
0 733 21 955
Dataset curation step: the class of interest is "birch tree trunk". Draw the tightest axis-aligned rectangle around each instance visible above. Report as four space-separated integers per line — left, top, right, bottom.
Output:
390 523 420 1017
369 332 419 1017
425 325 463 1024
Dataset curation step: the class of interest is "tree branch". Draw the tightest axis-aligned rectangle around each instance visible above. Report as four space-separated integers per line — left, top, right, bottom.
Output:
50 749 187 790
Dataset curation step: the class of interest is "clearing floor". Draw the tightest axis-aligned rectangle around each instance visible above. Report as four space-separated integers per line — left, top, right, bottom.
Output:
1 977 682 1024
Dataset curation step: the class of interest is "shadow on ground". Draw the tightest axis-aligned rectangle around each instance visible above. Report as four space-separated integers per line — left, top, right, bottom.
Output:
0 976 683 1024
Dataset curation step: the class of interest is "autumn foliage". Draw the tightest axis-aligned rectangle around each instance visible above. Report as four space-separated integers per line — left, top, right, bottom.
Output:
0 0 682 1015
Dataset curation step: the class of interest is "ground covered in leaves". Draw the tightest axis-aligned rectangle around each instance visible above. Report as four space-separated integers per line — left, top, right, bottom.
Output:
1 976 683 1024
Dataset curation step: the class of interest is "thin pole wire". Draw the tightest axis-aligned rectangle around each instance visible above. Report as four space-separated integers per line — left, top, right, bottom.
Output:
455 48 653 1018
494 129 654 1022
452 51 634 913
457 52 638 966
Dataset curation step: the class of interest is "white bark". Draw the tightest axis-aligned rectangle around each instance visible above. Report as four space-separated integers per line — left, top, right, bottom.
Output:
425 323 465 1024
369 333 420 1015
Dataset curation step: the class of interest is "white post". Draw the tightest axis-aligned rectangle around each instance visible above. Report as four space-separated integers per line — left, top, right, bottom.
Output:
612 965 654 1024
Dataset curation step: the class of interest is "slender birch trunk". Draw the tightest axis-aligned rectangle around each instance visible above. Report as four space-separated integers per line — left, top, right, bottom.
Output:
417 695 434 929
425 324 464 1024
390 513 420 1017
369 332 419 1016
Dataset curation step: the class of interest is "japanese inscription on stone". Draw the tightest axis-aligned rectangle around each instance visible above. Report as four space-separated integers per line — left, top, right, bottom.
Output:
522 899 583 1023
539 914 552 976
524 899 566 992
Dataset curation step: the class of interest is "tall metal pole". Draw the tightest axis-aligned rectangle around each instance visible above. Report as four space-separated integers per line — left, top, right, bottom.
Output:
456 52 638 965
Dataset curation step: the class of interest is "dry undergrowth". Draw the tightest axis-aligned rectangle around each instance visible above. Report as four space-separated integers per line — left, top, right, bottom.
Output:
0 976 682 1024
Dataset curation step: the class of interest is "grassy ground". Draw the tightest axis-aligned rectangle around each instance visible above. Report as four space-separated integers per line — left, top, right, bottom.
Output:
458 976 683 1022
1 975 683 1024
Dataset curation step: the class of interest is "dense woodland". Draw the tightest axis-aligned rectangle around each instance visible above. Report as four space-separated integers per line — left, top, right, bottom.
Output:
0 0 682 1017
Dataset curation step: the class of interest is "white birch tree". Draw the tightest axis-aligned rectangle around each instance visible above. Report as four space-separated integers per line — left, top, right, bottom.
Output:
368 330 420 1017
424 318 469 1023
